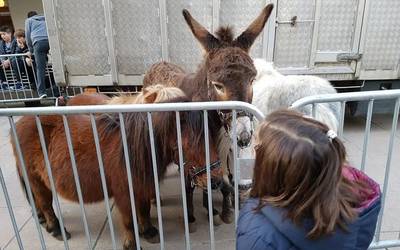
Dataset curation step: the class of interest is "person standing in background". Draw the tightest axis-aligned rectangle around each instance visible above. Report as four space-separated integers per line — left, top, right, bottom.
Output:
25 11 49 98
0 26 17 86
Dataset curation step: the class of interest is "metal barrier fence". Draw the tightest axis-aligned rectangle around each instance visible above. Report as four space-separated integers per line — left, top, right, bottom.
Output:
0 101 263 250
0 53 82 104
1 89 400 249
291 89 400 249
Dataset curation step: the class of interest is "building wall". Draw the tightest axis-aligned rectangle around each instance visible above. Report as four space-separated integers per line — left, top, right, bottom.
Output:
8 0 43 30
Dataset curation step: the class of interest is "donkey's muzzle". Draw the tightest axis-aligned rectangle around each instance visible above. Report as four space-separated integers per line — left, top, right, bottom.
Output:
238 131 252 148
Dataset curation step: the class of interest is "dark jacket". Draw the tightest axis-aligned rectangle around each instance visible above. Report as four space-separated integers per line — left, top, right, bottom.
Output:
0 38 18 62
25 15 48 53
237 166 381 250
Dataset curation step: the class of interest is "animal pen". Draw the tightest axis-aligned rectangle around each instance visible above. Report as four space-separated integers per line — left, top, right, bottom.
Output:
0 0 400 250
1 90 400 249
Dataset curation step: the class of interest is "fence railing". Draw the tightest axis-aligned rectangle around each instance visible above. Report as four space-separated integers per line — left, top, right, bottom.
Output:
0 53 82 104
0 101 263 250
291 89 400 249
1 89 400 249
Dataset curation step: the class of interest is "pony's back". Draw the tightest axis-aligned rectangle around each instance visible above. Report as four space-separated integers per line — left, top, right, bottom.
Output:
252 59 339 132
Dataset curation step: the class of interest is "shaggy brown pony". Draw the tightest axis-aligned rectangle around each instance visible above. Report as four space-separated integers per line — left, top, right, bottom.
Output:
12 86 221 250
143 5 273 224
65 86 225 232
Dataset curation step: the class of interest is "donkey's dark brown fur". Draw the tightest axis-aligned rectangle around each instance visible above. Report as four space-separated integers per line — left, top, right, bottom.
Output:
12 88 221 250
143 4 273 104
143 4 274 225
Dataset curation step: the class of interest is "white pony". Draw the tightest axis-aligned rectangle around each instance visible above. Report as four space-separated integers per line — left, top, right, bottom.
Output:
252 58 340 132
219 59 341 190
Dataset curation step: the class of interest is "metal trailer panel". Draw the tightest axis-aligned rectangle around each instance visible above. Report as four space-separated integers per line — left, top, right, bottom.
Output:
274 0 315 68
43 0 400 87
357 0 400 80
166 0 212 73
54 0 110 76
317 0 359 52
113 0 162 75
219 0 267 59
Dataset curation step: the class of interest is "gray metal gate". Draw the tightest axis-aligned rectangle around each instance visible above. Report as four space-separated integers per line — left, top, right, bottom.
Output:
0 101 262 250
291 89 400 249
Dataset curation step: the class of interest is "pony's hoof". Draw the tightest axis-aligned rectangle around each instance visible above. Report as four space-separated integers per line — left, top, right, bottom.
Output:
189 222 197 233
220 210 234 224
37 213 46 225
123 239 141 250
213 214 223 226
53 228 71 241
143 226 160 244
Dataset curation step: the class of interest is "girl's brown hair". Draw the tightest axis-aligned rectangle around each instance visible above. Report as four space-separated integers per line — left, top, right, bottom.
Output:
250 109 363 239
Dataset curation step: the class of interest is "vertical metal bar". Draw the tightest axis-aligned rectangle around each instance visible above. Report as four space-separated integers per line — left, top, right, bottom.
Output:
203 110 215 250
2 66 11 100
158 0 169 61
232 110 239 226
309 0 322 67
42 0 67 86
211 0 220 33
175 111 191 250
339 101 346 138
360 99 374 172
8 58 20 99
0 63 5 99
0 165 24 249
352 0 368 54
119 113 141 250
8 116 46 250
102 0 119 85
62 115 92 249
34 116 70 249
147 112 165 250
89 113 117 250
265 0 278 61
21 58 34 98
375 97 400 241
13 55 27 99
47 67 56 97
31 62 39 96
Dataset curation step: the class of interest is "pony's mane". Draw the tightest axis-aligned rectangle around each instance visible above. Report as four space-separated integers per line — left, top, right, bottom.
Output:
215 26 234 44
105 84 186 105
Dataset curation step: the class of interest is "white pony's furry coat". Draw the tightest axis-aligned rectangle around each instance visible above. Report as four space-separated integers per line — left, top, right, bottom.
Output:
252 58 340 132
218 59 341 186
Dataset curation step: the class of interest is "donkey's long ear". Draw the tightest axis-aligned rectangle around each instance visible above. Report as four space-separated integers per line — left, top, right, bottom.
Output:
234 4 274 52
182 9 220 51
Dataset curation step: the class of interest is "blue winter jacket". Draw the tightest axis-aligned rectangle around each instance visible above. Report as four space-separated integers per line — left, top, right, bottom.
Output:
237 166 381 250
25 15 48 53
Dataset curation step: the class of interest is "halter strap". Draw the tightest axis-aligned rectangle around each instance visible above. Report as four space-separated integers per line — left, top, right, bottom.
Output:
190 160 221 178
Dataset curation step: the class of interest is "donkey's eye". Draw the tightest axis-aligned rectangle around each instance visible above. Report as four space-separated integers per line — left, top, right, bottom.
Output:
212 82 225 92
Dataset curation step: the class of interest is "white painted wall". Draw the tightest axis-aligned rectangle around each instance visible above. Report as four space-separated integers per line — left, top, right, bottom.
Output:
8 0 43 30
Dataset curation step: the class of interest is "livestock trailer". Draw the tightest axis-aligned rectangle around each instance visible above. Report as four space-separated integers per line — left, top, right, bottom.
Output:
40 0 400 89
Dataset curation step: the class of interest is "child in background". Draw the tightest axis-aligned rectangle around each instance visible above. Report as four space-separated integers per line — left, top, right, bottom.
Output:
237 110 381 250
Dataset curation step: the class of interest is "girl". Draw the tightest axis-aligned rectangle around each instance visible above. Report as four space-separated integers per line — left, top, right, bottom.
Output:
237 110 381 250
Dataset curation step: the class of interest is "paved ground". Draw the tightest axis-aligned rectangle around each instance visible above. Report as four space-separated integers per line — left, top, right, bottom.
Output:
1 110 399 249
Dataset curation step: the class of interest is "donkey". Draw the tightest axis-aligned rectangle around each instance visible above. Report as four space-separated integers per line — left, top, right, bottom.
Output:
12 86 222 250
143 4 274 224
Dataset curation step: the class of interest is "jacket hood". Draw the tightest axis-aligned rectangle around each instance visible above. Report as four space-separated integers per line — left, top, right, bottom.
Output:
30 15 45 22
258 166 381 250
